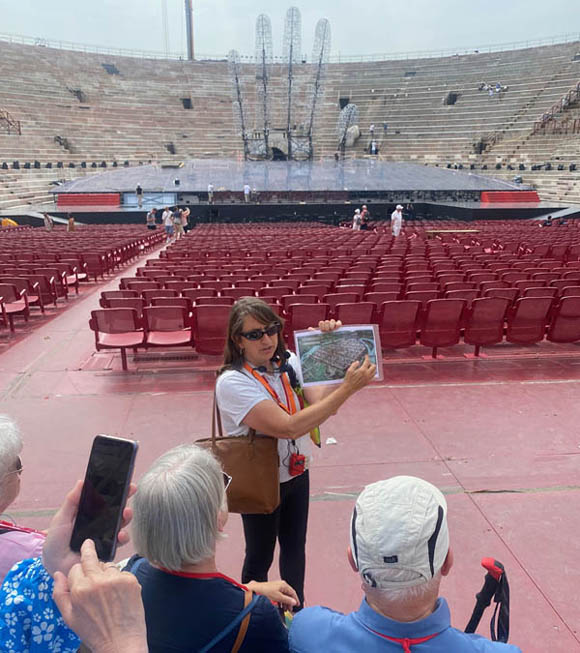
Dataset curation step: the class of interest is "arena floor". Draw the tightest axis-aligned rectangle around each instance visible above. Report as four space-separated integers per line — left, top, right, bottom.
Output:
1 245 579 652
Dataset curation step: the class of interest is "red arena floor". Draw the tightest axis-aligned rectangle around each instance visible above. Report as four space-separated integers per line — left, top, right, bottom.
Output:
1 245 580 652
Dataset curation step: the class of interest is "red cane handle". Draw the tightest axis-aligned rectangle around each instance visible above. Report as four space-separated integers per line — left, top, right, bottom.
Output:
481 557 504 582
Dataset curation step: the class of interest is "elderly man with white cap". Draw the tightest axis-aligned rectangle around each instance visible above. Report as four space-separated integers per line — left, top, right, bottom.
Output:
391 205 404 237
289 476 521 652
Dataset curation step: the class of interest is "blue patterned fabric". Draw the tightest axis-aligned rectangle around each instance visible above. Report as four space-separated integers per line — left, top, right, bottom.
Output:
0 558 79 653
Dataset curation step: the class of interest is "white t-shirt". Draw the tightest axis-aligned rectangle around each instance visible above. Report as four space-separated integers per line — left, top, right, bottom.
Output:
391 210 402 223
162 210 173 226
243 184 251 195
215 352 312 484
208 184 214 193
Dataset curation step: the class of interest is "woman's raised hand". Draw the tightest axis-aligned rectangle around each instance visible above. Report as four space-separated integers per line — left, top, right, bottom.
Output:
341 356 377 395
317 319 342 332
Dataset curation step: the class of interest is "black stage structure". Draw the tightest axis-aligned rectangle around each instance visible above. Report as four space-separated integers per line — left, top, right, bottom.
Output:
44 159 569 223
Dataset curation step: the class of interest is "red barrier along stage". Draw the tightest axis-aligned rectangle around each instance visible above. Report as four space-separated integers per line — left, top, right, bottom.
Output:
57 193 121 207
480 190 540 203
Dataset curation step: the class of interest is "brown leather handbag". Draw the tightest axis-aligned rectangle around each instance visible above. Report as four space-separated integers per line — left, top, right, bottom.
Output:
196 395 280 514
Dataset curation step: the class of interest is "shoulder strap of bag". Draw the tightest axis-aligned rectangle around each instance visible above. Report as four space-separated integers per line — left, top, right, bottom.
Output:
231 590 253 653
199 591 259 653
213 385 256 443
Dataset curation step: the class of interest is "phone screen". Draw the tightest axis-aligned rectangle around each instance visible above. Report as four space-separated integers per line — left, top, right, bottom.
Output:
70 435 138 561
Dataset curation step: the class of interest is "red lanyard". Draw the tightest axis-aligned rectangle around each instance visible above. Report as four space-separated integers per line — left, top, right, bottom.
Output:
243 362 298 415
363 624 439 652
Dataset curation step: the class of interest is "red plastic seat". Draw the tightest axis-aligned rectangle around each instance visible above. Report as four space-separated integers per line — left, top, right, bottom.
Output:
404 290 439 308
463 297 510 357
483 287 518 304
126 280 162 292
286 303 330 337
150 297 193 311
165 281 198 293
100 290 139 308
369 282 402 293
89 308 145 371
183 288 217 302
444 289 478 307
35 267 69 301
196 296 235 306
107 298 146 318
0 283 30 331
547 296 580 343
297 285 329 299
334 285 365 298
419 299 466 358
0 277 44 313
364 291 400 306
142 289 179 303
192 305 231 355
323 293 360 313
280 294 316 312
143 306 194 347
505 297 552 344
560 285 580 298
334 302 375 325
84 253 108 281
257 286 292 299
523 287 557 298
378 300 420 349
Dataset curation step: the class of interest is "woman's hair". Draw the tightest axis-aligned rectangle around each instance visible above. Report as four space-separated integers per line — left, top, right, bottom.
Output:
0 415 23 498
132 444 225 571
219 297 287 375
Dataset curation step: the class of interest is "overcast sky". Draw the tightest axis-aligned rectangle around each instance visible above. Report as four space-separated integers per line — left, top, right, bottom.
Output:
0 0 578 59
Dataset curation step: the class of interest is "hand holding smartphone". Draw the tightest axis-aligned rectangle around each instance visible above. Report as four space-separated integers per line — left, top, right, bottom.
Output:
70 435 138 562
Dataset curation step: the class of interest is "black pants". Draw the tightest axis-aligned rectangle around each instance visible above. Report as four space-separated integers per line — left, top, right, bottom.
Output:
241 471 309 607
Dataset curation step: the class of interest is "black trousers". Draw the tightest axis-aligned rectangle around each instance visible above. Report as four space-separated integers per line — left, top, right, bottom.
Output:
241 471 309 607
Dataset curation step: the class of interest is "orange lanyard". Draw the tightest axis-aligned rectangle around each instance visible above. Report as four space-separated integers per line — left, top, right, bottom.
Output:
243 362 298 415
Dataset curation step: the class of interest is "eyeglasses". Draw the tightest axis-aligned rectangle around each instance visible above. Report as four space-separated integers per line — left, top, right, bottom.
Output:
5 456 23 478
240 323 281 341
223 472 232 492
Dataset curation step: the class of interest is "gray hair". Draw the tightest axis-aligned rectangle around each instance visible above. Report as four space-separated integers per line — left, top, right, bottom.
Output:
366 572 442 607
132 444 225 571
0 415 23 494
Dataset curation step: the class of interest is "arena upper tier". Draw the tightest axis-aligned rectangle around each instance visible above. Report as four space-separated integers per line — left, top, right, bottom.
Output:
0 38 579 209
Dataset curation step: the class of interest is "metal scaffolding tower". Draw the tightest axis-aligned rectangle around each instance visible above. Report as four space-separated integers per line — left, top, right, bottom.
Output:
337 103 360 157
306 18 331 159
228 50 250 160
184 0 194 61
283 6 302 161
255 14 273 159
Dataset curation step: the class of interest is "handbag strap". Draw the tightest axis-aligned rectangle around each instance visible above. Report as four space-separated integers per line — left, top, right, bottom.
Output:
199 591 259 653
213 389 255 443
231 590 253 653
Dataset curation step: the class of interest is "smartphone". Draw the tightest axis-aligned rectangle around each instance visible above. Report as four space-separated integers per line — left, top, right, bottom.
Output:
70 435 138 561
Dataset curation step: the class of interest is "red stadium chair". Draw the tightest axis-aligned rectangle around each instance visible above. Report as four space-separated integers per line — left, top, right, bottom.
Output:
334 302 375 325
505 297 552 344
323 293 360 313
547 296 580 343
378 300 420 349
107 298 146 318
192 305 231 355
463 297 510 357
0 283 30 331
89 308 145 371
483 287 519 304
286 303 330 338
143 306 194 348
419 299 466 358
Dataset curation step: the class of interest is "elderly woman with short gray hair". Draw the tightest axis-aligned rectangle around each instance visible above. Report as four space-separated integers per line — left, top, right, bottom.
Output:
0 415 45 583
129 443 297 652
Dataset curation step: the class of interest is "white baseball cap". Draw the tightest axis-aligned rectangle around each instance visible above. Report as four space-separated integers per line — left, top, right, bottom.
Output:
350 476 449 590
396 204 404 210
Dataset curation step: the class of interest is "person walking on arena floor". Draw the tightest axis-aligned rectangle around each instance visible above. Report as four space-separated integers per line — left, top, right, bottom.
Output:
146 208 157 230
173 207 184 239
208 182 214 204
216 298 376 610
66 215 76 232
391 205 403 237
135 183 143 208
42 212 54 231
162 207 174 243
289 476 522 652
352 209 362 231
244 183 251 203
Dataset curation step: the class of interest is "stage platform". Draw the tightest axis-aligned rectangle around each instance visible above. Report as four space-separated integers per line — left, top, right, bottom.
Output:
2 200 571 226
53 159 529 196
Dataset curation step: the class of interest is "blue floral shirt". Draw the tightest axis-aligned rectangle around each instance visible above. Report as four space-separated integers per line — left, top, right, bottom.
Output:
0 558 80 652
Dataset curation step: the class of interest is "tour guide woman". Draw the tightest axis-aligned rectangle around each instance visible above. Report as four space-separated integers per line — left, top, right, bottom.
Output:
216 297 376 609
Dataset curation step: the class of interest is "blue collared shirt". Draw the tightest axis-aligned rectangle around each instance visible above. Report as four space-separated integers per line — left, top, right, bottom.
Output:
289 597 522 652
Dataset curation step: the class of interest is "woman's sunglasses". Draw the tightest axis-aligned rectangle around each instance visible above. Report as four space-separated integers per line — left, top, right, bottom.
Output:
240 323 281 341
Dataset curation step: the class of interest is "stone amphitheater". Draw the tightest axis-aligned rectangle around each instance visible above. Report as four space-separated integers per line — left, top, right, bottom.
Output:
0 37 579 210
